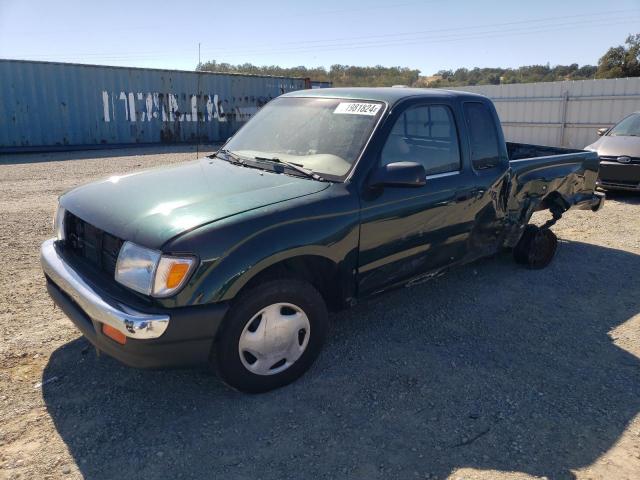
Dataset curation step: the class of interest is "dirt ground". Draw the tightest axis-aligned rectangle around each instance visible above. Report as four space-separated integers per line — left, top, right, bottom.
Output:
1 146 639 480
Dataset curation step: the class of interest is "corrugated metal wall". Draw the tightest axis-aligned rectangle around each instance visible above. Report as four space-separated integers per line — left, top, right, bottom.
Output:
451 78 640 148
0 60 309 152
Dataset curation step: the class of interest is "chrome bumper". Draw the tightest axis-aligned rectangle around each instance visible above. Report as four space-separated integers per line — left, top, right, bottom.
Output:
40 238 169 339
577 191 605 212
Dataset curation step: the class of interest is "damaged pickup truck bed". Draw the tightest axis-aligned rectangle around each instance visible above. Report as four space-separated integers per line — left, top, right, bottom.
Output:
41 88 604 393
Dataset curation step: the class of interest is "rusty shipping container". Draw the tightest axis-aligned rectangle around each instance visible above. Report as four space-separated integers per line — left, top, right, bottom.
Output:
0 59 310 152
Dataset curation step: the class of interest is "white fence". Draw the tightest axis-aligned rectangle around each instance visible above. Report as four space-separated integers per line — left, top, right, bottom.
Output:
451 77 640 149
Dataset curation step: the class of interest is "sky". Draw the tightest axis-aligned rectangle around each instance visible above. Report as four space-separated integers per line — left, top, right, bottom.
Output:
1 0 639 75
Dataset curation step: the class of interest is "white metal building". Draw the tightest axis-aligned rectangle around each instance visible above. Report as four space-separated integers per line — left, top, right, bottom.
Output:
451 77 640 149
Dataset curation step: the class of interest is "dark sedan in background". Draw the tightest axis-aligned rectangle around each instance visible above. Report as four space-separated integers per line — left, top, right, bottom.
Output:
586 112 640 192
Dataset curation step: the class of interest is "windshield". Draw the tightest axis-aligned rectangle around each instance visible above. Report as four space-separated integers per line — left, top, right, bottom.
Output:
609 113 640 137
222 97 384 179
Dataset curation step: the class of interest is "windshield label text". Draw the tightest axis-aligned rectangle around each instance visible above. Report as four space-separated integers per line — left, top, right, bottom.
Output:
334 102 381 116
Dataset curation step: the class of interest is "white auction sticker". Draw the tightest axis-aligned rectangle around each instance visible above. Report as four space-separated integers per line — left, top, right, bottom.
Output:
334 102 381 116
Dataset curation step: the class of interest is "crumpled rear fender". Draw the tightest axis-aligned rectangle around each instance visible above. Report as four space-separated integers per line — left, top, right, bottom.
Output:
503 152 600 247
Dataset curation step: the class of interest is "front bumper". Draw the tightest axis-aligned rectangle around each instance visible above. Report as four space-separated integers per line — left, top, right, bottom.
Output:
41 238 169 340
598 161 640 191
41 239 228 368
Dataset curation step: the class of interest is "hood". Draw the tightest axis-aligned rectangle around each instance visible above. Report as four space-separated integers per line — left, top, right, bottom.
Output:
586 135 640 158
60 158 330 249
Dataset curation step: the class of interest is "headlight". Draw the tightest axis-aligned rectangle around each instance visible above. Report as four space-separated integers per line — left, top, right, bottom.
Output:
115 241 196 297
53 205 66 241
115 242 161 295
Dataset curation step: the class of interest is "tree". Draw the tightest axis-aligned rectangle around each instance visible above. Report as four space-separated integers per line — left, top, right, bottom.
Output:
596 34 640 78
197 61 420 87
195 34 638 87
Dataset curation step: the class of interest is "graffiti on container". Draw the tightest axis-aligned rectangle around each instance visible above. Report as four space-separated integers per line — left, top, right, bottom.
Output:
101 91 271 123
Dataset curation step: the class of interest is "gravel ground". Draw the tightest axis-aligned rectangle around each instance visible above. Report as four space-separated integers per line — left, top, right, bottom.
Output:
1 146 639 480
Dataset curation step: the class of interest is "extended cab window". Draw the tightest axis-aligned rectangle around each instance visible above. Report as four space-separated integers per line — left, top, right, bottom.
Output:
463 102 501 170
381 104 461 176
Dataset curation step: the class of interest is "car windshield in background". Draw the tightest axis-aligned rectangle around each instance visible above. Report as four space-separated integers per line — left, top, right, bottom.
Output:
222 97 384 179
609 113 640 137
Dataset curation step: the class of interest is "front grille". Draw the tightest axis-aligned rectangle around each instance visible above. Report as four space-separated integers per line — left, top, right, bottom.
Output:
64 212 123 277
599 155 640 164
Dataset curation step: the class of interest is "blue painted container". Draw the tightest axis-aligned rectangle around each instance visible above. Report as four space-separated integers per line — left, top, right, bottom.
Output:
0 60 310 152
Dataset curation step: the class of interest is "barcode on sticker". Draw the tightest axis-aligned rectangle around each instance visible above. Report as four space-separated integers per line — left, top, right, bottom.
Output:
334 102 381 115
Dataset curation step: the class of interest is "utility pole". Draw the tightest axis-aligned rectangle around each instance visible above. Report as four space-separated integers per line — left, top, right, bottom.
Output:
198 42 201 67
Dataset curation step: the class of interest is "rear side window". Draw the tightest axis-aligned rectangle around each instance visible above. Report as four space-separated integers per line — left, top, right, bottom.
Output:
381 104 461 176
463 102 501 170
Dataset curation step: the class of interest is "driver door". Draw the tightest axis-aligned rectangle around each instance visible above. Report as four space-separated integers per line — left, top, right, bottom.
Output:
358 102 475 295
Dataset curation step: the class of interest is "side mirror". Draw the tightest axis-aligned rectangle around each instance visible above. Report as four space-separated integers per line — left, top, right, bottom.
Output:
597 127 609 137
369 162 426 188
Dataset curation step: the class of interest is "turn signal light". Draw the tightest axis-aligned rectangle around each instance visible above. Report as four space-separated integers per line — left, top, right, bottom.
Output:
152 256 196 297
102 323 127 345
166 262 191 289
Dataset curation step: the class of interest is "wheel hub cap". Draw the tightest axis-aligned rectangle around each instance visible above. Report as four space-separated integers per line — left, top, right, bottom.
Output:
238 302 311 376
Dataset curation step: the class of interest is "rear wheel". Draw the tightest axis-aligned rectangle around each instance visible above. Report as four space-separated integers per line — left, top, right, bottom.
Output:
212 279 328 393
513 225 558 269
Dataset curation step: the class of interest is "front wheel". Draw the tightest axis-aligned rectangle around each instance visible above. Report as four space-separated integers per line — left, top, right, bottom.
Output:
212 279 328 393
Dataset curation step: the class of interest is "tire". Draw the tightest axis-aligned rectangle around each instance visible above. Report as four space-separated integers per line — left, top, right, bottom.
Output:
513 224 558 269
212 278 328 393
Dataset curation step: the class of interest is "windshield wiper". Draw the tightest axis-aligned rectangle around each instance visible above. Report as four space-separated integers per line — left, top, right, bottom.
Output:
253 156 325 181
215 148 245 164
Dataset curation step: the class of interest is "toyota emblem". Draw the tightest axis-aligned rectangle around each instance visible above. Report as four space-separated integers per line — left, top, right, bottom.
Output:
617 156 632 163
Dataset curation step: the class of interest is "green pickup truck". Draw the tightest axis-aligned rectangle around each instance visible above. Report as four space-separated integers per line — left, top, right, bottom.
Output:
41 88 604 393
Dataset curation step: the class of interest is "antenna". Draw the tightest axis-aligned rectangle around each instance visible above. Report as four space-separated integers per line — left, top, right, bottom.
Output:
197 42 201 159
197 69 201 159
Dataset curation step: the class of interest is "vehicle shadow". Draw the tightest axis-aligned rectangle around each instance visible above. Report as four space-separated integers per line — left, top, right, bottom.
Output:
42 240 640 480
